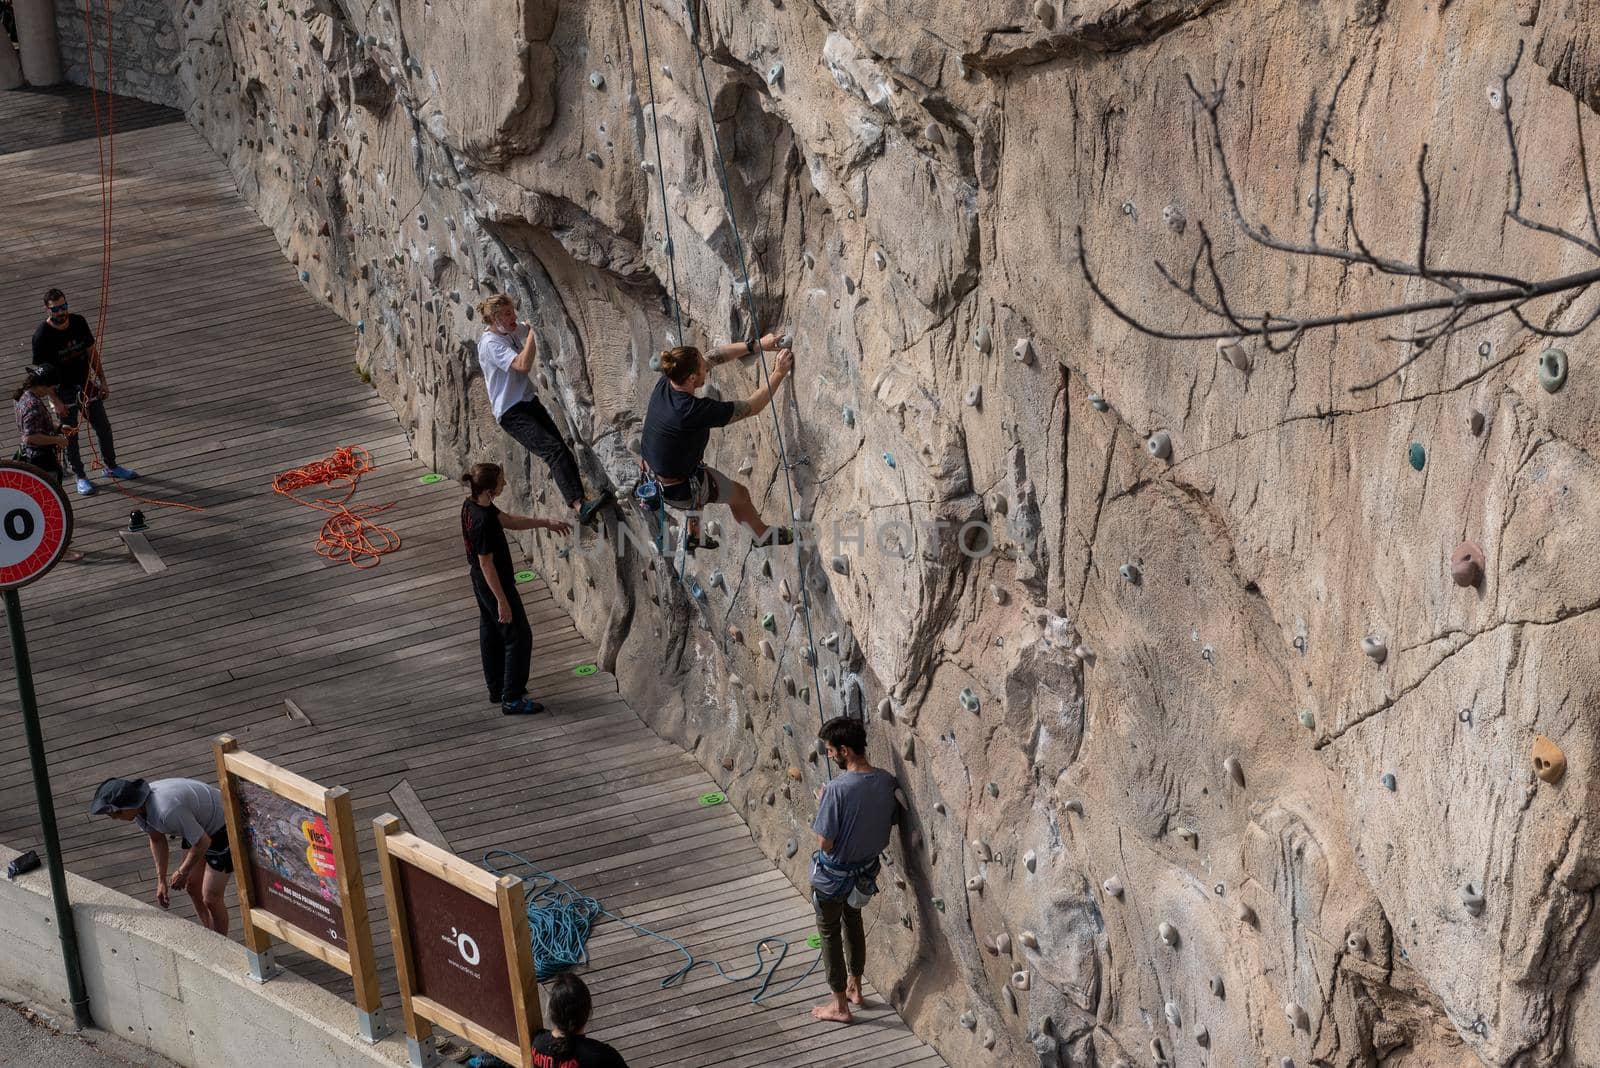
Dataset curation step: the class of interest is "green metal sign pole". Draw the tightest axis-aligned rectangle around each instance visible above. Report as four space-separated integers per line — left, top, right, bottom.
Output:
4 587 92 1029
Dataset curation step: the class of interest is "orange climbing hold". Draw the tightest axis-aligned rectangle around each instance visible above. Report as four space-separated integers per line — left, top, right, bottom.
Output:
272 445 401 568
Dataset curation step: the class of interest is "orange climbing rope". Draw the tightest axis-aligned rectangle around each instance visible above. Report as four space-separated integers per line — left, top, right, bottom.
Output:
271 446 401 568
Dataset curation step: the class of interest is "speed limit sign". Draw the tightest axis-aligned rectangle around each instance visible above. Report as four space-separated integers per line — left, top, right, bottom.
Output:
0 462 73 589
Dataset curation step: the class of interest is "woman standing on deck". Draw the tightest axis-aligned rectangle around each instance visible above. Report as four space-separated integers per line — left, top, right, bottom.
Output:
14 364 82 562
461 462 571 715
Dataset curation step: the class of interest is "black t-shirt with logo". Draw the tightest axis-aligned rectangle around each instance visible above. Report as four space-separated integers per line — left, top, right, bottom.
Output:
32 313 95 389
641 376 737 479
530 1030 628 1068
461 499 516 590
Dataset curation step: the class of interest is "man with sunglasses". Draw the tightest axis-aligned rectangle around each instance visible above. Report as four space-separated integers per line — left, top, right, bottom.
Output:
31 288 137 496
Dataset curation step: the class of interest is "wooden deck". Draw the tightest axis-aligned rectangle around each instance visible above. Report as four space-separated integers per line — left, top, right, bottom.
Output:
0 88 944 1068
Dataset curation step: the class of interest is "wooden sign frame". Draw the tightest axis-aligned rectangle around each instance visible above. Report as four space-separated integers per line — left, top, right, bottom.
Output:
213 735 387 1041
374 814 542 1068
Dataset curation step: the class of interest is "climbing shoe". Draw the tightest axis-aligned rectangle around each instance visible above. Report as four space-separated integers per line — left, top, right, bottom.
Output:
755 525 795 548
684 532 719 554
577 488 615 527
501 697 547 716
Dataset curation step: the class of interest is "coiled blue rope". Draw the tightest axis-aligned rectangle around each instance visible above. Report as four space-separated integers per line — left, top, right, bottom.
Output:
482 848 822 1004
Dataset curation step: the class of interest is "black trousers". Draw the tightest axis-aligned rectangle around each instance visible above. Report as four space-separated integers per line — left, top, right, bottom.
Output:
58 383 117 477
472 572 532 702
499 398 583 508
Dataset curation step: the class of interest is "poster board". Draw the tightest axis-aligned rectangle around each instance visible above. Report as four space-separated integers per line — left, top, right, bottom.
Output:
213 735 385 1040
374 814 542 1068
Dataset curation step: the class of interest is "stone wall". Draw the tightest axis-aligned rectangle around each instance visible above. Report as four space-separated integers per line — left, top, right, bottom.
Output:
55 0 180 106
156 0 1600 1065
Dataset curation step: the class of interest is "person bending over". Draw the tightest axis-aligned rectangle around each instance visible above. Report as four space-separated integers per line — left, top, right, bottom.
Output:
476 296 612 527
89 777 234 935
809 716 899 1025
461 462 572 716
641 335 794 551
32 287 138 496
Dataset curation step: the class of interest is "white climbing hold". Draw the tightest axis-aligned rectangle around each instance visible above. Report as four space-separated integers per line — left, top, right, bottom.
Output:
974 325 992 354
1159 921 1180 947
1088 393 1108 411
1062 798 1084 815
1285 1002 1310 1031
1217 337 1252 372
1146 431 1172 461
991 584 1008 605
589 71 604 89
877 698 893 721
1011 969 1031 991
959 688 981 713
1462 884 1486 916
1072 644 1094 666
1019 930 1038 950
965 384 982 407
1103 875 1124 898
933 801 946 814
1023 850 1037 873
967 874 985 892
738 456 754 475
995 932 1011 955
1346 931 1368 954
1487 85 1505 112
1164 1001 1181 1028
1175 827 1198 849
1223 756 1245 787
873 249 886 270
971 839 993 862
1209 975 1224 997
766 62 783 86
1361 634 1388 664
1234 901 1257 926
1014 338 1034 365
959 1010 977 1031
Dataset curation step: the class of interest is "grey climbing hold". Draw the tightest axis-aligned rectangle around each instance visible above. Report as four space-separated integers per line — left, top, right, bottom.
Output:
986 782 999 798
760 639 775 660
830 554 849 576
1019 930 1038 950
903 736 916 761
588 71 604 89
981 1032 996 1051
1158 921 1180 947
801 646 816 667
1381 772 1397 791
1103 875 1124 898
991 584 1008 605
841 405 855 427
1146 431 1172 461
1234 901 1257 926
1470 409 1486 436
933 801 946 814
1298 709 1316 730
932 896 945 911
1011 969 1031 991
966 874 985 892
873 249 886 270
710 569 726 590
1284 1002 1309 1031
766 62 783 86
1193 1025 1210 1048
802 249 815 270
1121 200 1135 216
1162 203 1187 235
1407 441 1426 471
876 697 893 721
994 931 1011 955
974 325 993 354
1281 1059 1296 1068
585 150 603 166
971 839 993 862
959 688 980 713
1346 931 1368 955
1217 337 1252 372
1487 85 1505 112
785 839 798 859
1088 393 1108 411
1072 644 1095 666
1014 338 1034 365
1119 563 1141 584
965 384 982 407
1461 884 1485 916
1063 798 1084 815
1209 975 1225 997
959 1010 977 1031
1361 634 1388 664
1539 347 1568 392
1164 1002 1181 1028
1032 0 1055 26
883 452 896 469
1224 756 1245 787
1175 827 1198 849
925 122 945 145
641 160 656 174
1023 850 1037 873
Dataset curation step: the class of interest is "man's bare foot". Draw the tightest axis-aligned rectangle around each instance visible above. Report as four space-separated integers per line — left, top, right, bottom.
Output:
811 1001 853 1024
845 979 865 1007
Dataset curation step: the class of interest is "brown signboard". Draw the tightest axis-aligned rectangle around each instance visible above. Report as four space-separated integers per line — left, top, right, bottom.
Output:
375 815 541 1067
237 778 347 947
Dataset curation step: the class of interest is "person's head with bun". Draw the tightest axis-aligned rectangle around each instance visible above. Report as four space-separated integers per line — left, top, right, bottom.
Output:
545 972 593 1054
658 345 707 391
461 461 505 500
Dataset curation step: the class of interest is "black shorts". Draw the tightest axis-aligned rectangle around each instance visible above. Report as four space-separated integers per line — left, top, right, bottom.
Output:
180 826 234 874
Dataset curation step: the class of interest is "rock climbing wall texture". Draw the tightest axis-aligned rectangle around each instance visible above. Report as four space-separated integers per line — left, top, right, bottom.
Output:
164 0 1600 1064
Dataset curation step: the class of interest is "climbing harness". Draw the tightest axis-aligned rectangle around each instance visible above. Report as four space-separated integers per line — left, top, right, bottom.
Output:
482 848 822 1002
271 445 401 568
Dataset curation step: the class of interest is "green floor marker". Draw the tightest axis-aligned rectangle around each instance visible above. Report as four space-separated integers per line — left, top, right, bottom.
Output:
419 473 445 484
806 933 823 950
699 792 726 807
574 663 597 677
514 569 538 583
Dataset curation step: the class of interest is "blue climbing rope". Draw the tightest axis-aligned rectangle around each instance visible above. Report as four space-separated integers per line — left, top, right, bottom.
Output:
482 848 822 1003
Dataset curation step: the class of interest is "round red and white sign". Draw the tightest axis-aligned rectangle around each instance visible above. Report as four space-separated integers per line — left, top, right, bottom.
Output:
0 462 73 589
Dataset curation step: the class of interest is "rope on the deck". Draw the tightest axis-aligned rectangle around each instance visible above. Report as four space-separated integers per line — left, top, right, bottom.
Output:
271 446 401 567
482 848 822 1002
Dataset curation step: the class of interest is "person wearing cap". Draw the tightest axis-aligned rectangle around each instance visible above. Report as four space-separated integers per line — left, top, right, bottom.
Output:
89 777 233 935
13 363 83 562
32 287 138 496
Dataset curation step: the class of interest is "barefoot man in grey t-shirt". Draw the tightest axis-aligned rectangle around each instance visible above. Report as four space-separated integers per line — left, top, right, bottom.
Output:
809 717 899 1025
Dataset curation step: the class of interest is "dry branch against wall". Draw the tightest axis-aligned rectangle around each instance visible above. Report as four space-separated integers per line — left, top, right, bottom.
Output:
1078 41 1600 392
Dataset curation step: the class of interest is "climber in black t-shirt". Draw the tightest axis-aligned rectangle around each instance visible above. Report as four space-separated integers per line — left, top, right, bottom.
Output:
529 974 629 1068
639 333 795 551
460 462 571 716
30 287 138 496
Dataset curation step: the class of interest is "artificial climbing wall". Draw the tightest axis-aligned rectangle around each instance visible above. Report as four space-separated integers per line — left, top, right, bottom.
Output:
163 0 1600 1064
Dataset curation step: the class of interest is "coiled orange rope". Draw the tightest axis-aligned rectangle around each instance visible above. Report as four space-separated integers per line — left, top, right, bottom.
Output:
271 446 401 568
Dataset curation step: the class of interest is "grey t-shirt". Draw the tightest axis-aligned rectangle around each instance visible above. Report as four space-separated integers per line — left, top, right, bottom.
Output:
811 768 898 873
133 779 226 843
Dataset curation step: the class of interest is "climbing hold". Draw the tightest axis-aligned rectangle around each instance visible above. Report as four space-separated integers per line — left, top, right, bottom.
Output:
1361 634 1388 664
993 932 1011 956
1223 756 1245 787
959 1010 977 1031
1284 1002 1310 1031
802 249 815 270
760 558 771 578
1450 540 1485 588
903 737 916 761
710 569 726 590
932 897 945 912
974 325 993 354
1062 797 1085 816
785 839 798 859
1162 204 1187 235
831 554 850 576
699 791 726 807
1164 1002 1181 1028
1532 735 1566 784
778 578 792 602
1209 975 1225 997
760 639 775 660
873 249 886 270
883 452 897 469
1019 930 1038 950
761 612 776 631
1298 709 1316 730
1216 337 1252 373
933 801 946 815
1088 394 1108 411
801 646 817 667
1072 644 1095 666
1158 922 1180 947
1193 1025 1210 1048
1122 200 1136 216
764 791 775 806
966 874 985 892
971 839 993 862
1539 347 1568 392
841 406 855 427
1013 338 1035 365
1380 772 1397 791
1149 1038 1169 1065
766 62 784 86
1469 410 1486 436
1487 85 1505 111
1011 970 1031 991
588 70 604 89
1119 563 1141 584
1032 0 1055 26
1464 886 1486 915
574 664 597 676
1407 442 1426 471
1103 875 1124 898
1146 431 1172 461
585 151 603 167
1346 931 1368 955
1023 850 1037 873
1175 827 1198 849
981 1032 996 1051
787 766 803 782
1281 1059 1296 1068
959 688 980 713
986 782 999 798
1234 901 1257 926
299 270 311 282
739 456 755 475
964 384 982 408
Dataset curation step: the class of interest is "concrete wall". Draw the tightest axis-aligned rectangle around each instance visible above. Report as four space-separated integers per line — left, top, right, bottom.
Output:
54 0 180 106
0 845 408 1068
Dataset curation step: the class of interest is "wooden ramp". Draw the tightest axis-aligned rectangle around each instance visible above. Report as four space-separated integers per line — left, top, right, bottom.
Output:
0 88 945 1068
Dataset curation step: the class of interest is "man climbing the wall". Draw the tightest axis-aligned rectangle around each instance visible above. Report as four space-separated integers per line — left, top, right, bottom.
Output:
475 295 612 526
809 716 898 1024
32 288 138 496
88 777 234 936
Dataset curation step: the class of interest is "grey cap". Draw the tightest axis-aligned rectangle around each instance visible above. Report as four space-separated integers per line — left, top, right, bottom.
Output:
88 777 150 816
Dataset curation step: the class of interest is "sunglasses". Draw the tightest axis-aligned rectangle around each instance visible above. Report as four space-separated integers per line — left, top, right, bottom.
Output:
47 304 68 315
